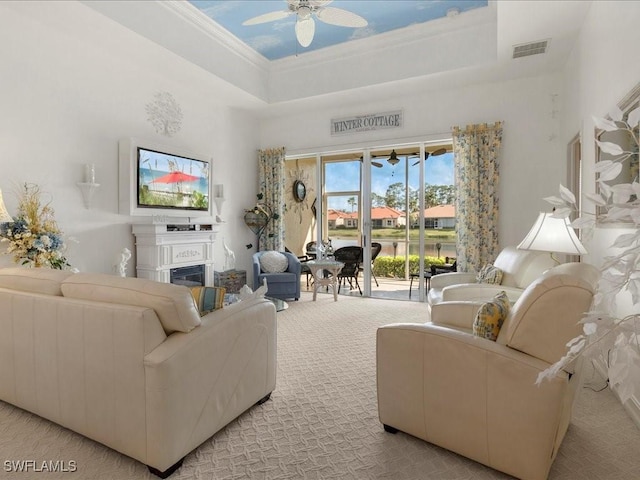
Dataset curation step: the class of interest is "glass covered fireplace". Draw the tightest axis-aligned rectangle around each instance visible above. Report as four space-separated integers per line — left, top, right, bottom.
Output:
170 264 205 287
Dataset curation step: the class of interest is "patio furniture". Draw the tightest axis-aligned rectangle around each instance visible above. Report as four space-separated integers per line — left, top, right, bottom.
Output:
431 257 457 276
286 246 313 289
409 271 432 299
333 246 362 295
306 259 344 301
358 242 382 287
305 241 317 259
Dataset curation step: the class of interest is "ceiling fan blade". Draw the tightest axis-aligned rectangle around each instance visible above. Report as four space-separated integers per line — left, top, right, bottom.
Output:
295 16 315 47
411 147 449 165
316 7 368 28
357 156 383 168
242 10 291 26
432 147 447 156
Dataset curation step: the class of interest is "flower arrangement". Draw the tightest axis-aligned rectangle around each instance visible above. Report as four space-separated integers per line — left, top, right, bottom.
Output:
537 104 640 402
0 183 72 270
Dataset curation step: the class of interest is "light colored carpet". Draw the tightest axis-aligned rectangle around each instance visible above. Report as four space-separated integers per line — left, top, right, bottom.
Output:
1 292 640 479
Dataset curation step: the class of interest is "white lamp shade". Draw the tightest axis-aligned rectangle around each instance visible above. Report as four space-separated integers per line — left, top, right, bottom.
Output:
518 212 587 255
0 189 13 224
295 17 315 47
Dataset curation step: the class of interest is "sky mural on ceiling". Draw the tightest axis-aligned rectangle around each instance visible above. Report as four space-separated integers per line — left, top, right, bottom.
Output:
188 0 488 60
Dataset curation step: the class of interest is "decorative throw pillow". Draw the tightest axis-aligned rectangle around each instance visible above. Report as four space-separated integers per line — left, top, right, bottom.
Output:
259 251 289 273
476 264 503 284
472 291 510 341
190 286 226 316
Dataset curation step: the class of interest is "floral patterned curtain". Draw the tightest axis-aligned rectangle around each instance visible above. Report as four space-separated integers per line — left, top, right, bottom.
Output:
452 122 503 272
258 147 286 251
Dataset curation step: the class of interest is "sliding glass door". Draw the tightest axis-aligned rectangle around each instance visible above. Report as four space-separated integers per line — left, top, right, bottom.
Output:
286 141 454 301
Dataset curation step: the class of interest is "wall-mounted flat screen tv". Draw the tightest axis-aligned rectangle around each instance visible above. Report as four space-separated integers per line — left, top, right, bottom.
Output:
137 147 210 211
118 138 212 218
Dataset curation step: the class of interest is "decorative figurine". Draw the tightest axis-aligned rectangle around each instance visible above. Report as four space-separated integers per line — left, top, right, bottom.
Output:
223 240 236 271
117 247 132 277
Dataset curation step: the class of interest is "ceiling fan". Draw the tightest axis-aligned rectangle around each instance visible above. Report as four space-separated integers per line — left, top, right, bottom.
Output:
411 148 447 166
242 0 368 48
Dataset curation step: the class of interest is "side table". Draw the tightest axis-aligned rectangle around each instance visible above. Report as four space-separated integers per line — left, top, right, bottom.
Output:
214 269 247 294
306 260 344 302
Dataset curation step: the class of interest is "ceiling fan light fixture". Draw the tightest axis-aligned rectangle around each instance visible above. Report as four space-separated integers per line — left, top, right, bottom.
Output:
387 150 400 166
297 5 312 20
295 17 315 47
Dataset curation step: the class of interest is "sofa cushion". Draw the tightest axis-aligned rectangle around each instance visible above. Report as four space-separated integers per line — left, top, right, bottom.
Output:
472 291 510 341
0 267 74 296
259 251 288 273
61 273 201 334
190 286 226 316
476 264 503 284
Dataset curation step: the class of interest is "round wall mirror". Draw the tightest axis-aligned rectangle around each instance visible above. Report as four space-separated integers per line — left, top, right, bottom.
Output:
293 180 306 202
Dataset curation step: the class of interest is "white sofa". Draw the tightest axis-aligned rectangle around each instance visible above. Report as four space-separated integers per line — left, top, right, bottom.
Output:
0 268 277 478
378 262 600 480
427 246 556 312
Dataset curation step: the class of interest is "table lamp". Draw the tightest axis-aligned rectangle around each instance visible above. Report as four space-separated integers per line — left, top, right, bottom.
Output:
517 211 587 264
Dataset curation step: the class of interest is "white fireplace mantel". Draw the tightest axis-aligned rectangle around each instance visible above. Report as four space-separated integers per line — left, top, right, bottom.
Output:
132 222 219 285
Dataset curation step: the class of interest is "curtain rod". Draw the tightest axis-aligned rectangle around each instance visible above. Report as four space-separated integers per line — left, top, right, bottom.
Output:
452 121 503 134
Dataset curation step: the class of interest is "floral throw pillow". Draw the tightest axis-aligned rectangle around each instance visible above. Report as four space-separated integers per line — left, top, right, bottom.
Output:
472 291 510 341
476 264 503 284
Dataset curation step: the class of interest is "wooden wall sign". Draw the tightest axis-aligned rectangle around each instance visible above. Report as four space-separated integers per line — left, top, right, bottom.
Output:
330 110 403 136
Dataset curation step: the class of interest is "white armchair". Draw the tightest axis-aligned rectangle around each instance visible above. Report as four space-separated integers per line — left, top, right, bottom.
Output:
427 246 556 312
377 262 600 480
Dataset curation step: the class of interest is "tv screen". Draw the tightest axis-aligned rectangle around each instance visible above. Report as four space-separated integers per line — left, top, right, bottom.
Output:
137 147 210 211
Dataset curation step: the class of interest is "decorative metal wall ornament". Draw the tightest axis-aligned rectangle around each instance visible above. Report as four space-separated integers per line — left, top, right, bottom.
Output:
286 159 313 223
145 92 183 137
244 194 279 251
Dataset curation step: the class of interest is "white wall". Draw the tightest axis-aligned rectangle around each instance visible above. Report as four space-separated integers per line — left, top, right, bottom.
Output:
561 0 640 425
0 2 264 276
261 73 566 250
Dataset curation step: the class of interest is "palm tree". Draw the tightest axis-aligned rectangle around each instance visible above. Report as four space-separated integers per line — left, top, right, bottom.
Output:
347 196 356 212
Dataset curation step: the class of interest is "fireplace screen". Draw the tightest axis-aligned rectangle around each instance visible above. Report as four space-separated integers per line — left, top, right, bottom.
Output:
170 264 205 287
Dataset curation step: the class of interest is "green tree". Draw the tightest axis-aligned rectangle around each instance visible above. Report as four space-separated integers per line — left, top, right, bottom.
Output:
347 196 357 212
385 182 405 209
371 192 386 207
424 184 455 207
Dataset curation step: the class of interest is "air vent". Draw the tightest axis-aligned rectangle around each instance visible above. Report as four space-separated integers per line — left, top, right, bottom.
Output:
512 40 549 59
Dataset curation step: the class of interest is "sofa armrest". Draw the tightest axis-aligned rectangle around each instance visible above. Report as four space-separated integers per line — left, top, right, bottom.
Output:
377 323 570 480
442 284 524 303
430 301 485 331
143 297 277 472
430 272 477 289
